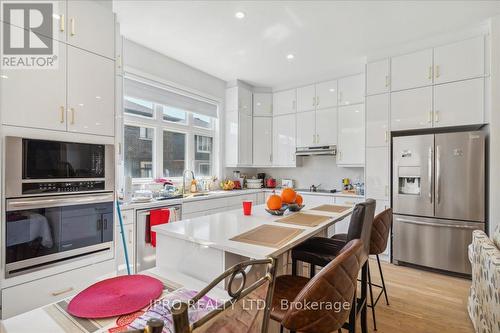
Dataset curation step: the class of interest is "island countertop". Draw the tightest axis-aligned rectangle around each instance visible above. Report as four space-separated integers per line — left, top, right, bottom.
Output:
152 204 353 259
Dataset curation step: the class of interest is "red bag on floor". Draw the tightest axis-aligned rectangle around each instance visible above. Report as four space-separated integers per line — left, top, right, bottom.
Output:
150 209 170 247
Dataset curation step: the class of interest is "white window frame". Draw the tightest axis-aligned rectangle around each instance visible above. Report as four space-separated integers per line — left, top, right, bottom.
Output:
124 93 217 183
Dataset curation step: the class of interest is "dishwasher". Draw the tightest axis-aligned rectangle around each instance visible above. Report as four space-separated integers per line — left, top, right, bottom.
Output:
136 204 182 273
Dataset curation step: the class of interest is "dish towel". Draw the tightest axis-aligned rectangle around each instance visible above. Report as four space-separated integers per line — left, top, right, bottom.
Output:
150 209 170 247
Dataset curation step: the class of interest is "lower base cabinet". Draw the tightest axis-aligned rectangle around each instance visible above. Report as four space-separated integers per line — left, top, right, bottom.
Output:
1 260 114 319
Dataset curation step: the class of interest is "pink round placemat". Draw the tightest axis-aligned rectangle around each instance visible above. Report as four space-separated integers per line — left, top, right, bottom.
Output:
67 275 163 318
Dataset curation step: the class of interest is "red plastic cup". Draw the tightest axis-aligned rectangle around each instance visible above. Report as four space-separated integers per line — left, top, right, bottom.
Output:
242 201 253 216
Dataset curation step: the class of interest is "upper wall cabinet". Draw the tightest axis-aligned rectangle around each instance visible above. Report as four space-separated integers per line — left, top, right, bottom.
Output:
366 59 390 95
337 104 365 166
366 94 389 147
391 48 433 91
391 86 432 131
253 93 273 116
225 86 253 166
315 80 338 109
297 85 316 112
253 117 272 166
66 0 115 59
273 89 296 115
273 114 296 167
433 36 485 85
338 74 365 106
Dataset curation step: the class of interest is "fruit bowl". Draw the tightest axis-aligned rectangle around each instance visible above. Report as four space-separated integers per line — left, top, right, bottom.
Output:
287 204 305 212
265 207 287 216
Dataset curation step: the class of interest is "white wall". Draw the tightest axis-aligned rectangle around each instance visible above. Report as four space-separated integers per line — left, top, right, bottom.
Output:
226 155 363 191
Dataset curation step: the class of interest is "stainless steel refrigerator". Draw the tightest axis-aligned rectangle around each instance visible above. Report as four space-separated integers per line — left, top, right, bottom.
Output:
392 131 485 275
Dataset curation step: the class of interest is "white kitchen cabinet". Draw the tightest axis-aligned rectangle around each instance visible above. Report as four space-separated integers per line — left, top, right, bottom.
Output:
66 0 115 59
238 87 253 116
253 93 273 116
433 78 484 127
391 86 432 131
115 222 135 275
391 48 433 91
253 117 273 166
1 39 67 131
366 59 390 95
296 111 316 148
115 23 124 76
297 84 316 112
366 147 389 201
225 109 239 166
338 74 365 106
337 104 365 166
273 114 296 167
238 114 253 165
366 94 389 147
67 46 115 136
315 108 338 145
315 80 338 109
273 89 296 115
433 36 485 85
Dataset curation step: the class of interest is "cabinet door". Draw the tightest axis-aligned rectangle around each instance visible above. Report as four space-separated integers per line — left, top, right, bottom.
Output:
238 87 252 115
297 84 316 112
391 48 433 91
273 114 296 166
115 222 135 275
366 59 390 95
0 38 67 131
316 108 338 145
434 36 484 85
67 46 115 136
337 105 365 166
67 0 115 59
253 93 273 116
315 80 338 109
253 117 272 166
391 86 432 131
433 78 484 128
366 147 389 200
273 89 296 115
296 111 316 148
115 23 124 76
238 114 253 165
366 94 389 147
338 74 365 106
225 109 238 166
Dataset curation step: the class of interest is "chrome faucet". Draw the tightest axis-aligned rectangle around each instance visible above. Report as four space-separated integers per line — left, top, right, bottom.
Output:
182 169 195 195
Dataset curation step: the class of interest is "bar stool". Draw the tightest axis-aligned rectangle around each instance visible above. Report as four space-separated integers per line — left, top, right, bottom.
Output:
271 240 366 333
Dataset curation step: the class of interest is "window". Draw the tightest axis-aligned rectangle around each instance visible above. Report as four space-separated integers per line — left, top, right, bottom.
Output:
163 131 186 177
123 77 218 181
124 125 154 178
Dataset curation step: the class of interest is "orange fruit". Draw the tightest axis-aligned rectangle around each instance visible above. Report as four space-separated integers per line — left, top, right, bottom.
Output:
267 194 283 210
295 194 303 206
281 188 297 204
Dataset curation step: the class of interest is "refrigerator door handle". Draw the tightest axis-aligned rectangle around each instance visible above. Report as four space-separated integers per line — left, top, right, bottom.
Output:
428 146 433 204
436 145 441 204
396 217 479 229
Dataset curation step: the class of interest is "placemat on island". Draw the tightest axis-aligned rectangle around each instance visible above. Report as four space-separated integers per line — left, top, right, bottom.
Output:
310 204 351 214
230 225 304 248
275 212 331 227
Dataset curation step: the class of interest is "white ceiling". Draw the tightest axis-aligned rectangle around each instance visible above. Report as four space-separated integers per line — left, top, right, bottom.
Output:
114 1 500 89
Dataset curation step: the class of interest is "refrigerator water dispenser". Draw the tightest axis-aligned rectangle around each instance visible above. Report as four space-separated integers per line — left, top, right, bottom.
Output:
398 166 421 195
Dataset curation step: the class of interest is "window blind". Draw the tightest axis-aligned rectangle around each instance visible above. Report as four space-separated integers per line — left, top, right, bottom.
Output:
124 78 218 119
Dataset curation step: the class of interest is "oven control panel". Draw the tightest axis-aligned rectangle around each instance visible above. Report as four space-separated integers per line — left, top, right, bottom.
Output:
22 181 105 194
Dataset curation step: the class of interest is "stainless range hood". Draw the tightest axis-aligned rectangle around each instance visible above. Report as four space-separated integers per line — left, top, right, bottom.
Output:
296 145 337 156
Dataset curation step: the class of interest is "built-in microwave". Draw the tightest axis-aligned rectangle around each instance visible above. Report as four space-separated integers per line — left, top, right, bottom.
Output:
5 137 114 197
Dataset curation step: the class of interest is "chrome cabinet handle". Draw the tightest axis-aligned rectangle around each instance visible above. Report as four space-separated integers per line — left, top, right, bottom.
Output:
436 145 441 204
60 106 65 123
51 287 74 297
428 66 433 80
428 111 432 123
428 146 433 204
117 55 122 69
396 217 479 229
312 97 315 107
128 229 133 245
385 75 390 87
317 134 320 143
384 130 388 143
60 14 65 32
70 18 75 36
316 96 319 106
70 107 75 124
435 65 440 78
434 110 440 123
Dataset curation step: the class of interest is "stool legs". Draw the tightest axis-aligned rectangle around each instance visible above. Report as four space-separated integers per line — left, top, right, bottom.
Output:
367 263 377 331
376 255 389 305
292 258 297 276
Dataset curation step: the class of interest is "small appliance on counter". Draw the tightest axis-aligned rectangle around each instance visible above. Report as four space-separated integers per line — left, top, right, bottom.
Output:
257 173 266 188
281 179 295 188
265 178 277 188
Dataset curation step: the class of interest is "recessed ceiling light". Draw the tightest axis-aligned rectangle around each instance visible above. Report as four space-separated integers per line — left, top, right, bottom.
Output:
286 54 295 60
235 11 245 19
0 74 8 79
329 88 335 92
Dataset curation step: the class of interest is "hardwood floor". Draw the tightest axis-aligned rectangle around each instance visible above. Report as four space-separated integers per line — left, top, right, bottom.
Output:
363 259 474 333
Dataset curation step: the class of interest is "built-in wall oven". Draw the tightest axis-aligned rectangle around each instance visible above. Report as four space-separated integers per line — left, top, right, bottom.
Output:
4 137 114 277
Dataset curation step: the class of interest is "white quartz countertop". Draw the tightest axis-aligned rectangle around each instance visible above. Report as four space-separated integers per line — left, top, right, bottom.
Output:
152 204 353 259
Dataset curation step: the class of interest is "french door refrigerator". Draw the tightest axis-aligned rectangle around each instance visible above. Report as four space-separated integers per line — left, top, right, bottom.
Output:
392 131 485 275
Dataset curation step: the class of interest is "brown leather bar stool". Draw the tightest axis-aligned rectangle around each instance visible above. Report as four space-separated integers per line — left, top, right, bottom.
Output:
271 240 366 333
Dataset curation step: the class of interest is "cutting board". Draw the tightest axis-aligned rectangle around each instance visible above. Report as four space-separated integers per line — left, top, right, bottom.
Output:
310 204 351 214
230 225 304 248
275 213 331 227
